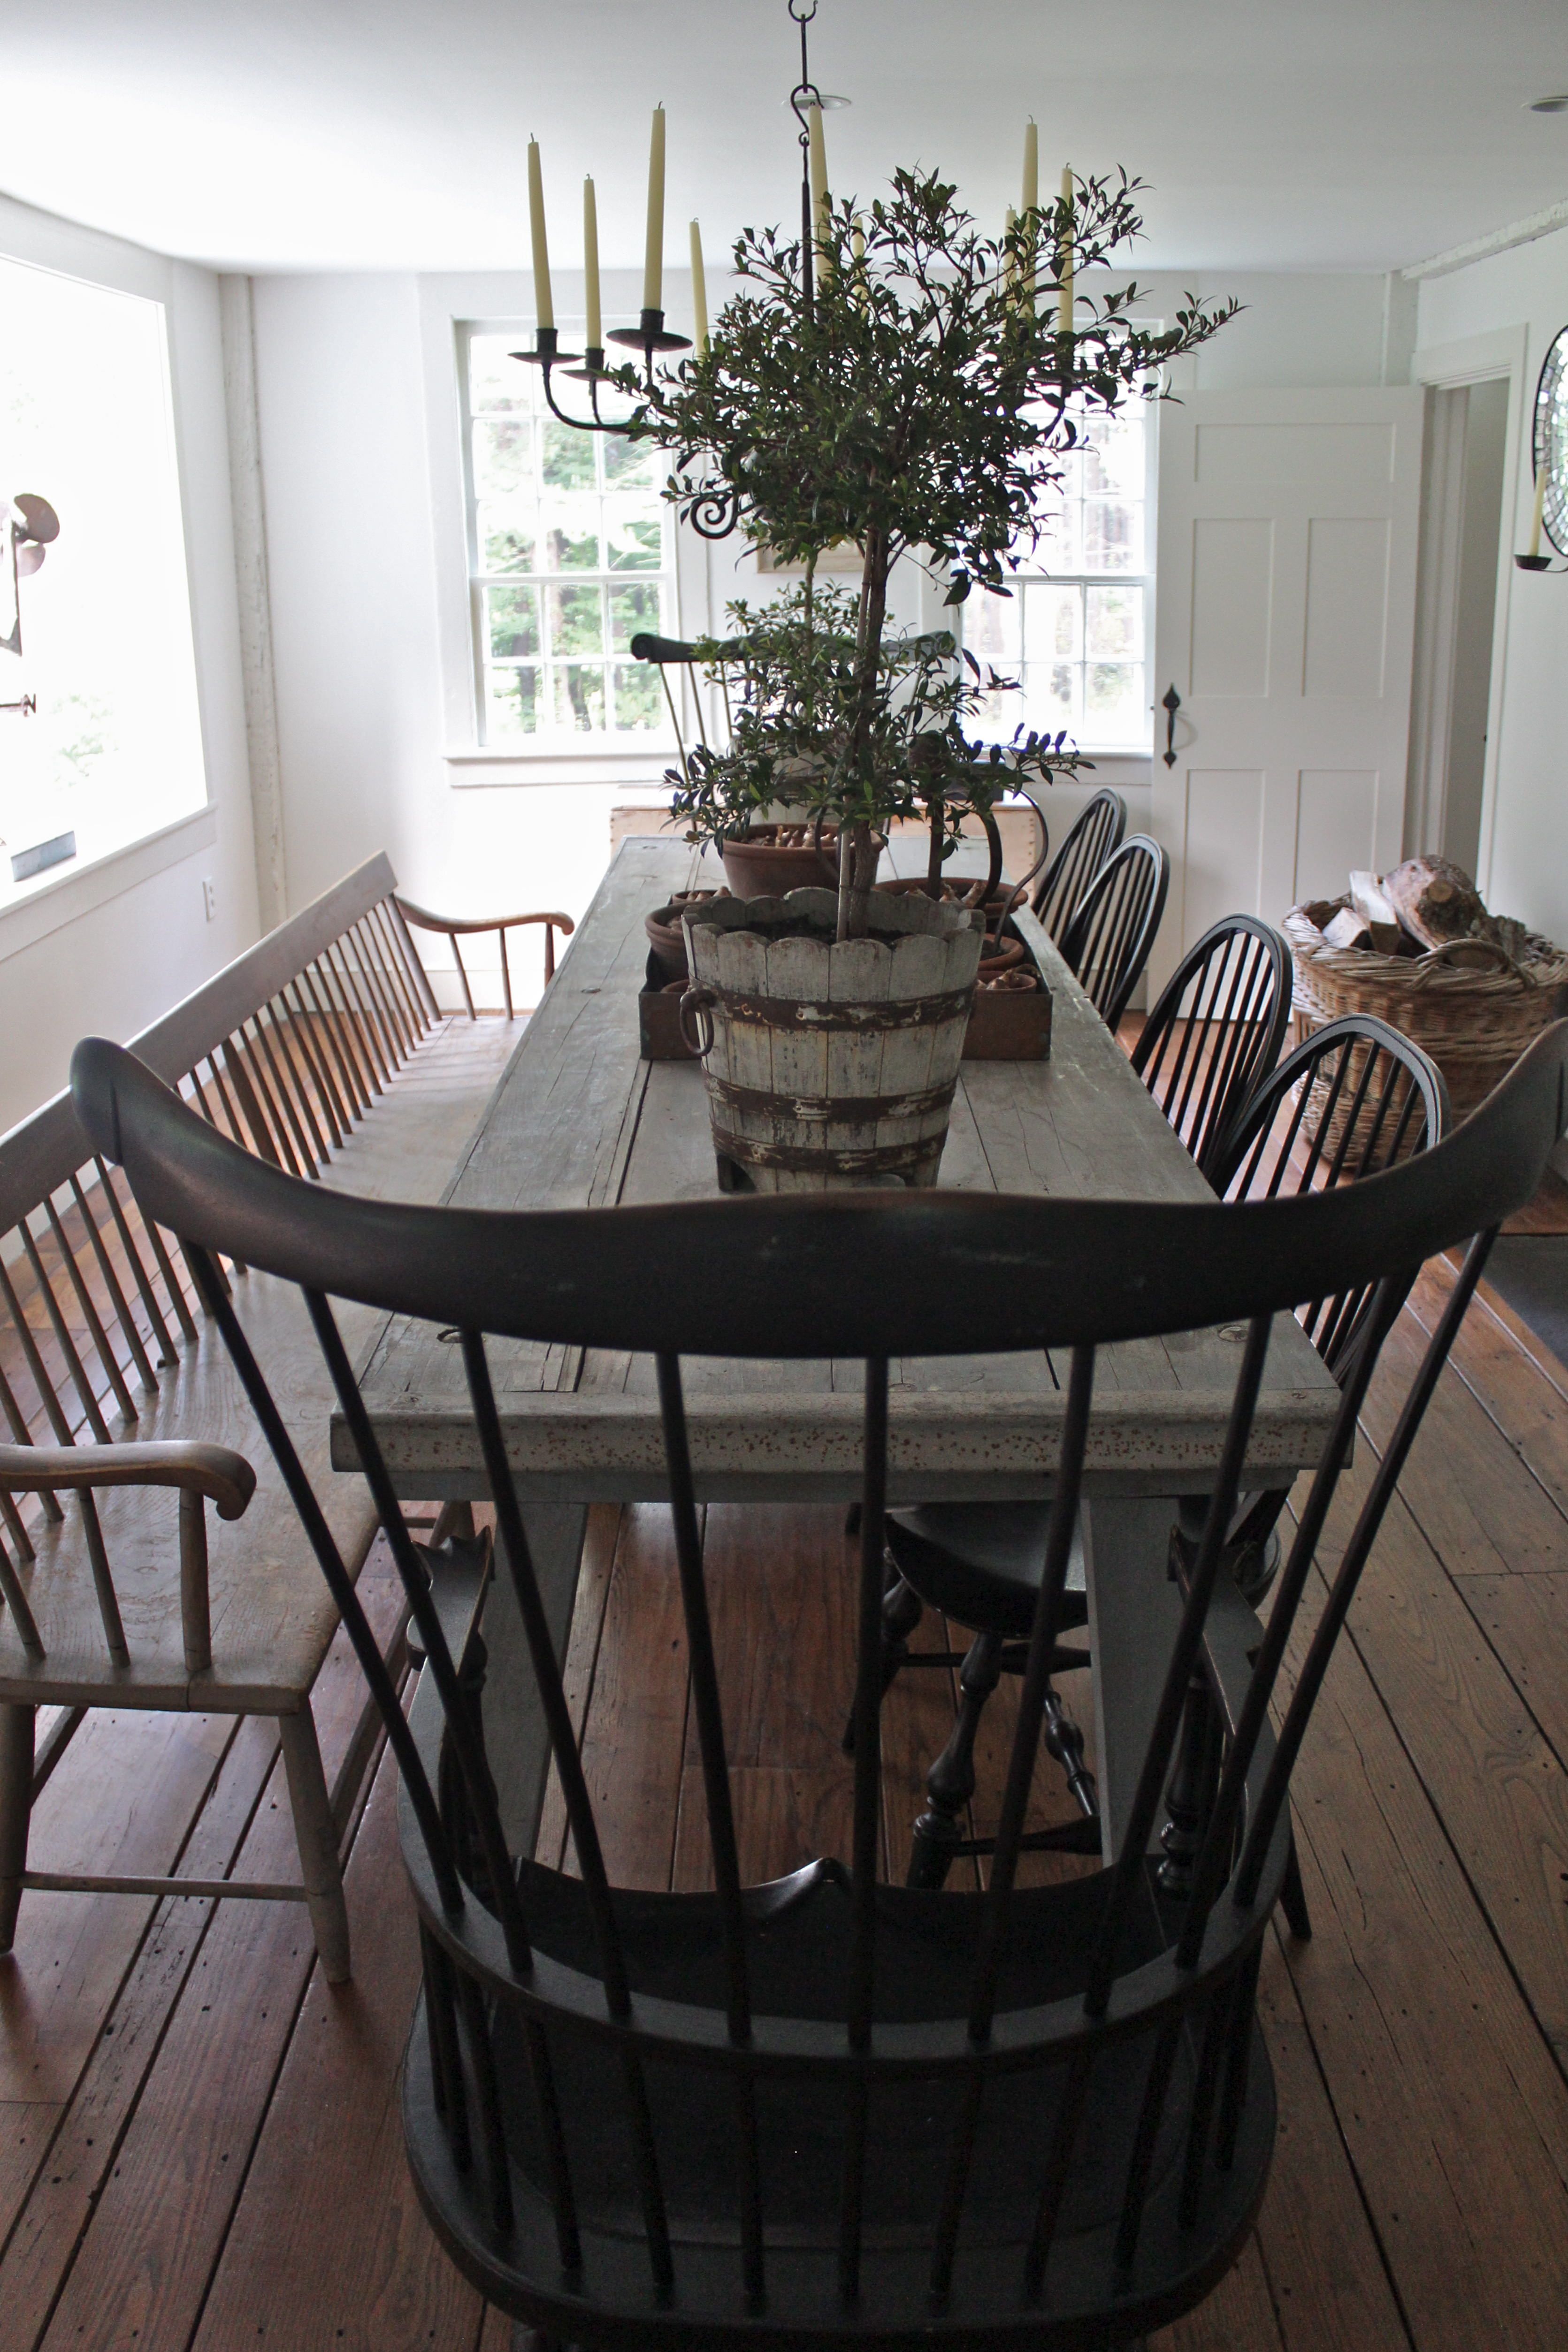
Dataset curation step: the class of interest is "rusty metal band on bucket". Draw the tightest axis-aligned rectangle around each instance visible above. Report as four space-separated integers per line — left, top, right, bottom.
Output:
712 1129 945 1176
703 984 976 1033
707 1077 958 1124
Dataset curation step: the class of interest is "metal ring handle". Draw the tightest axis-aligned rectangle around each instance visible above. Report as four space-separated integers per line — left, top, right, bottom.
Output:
678 985 718 1055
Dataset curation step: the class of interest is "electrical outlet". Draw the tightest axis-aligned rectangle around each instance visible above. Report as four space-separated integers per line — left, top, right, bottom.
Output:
202 875 217 923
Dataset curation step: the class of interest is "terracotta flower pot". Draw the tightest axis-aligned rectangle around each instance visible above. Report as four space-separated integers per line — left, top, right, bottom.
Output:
645 891 727 983
678 886 982 1192
719 824 881 900
977 935 1027 982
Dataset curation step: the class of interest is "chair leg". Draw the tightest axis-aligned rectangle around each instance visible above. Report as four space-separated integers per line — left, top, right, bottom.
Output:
842 1566 923 1753
279 1707 352 1985
0 1704 36 1954
908 1630 1005 1890
1157 1667 1222 1900
1280 1828 1313 1940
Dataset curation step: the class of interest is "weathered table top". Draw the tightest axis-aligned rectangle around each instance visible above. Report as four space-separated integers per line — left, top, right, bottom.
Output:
348 837 1337 1503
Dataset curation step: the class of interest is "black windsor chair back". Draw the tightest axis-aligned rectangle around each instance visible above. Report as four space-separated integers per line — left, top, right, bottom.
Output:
1031 788 1127 945
70 1027 1568 2352
1213 1012 1450 1371
1059 835 1172 1033
1130 918 1294 1183
1155 1012 1453 1664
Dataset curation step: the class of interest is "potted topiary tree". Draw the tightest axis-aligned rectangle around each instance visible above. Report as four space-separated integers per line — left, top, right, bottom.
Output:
627 166 1235 1189
667 579 1044 902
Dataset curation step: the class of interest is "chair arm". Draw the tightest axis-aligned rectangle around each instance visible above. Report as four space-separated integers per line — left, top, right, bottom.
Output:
392 899 575 1013
0 1441 256 1522
392 898 574 941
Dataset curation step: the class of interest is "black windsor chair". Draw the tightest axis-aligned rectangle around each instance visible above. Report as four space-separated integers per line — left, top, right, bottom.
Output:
1031 788 1127 945
1059 837 1171 1034
878 1012 1448 1899
1128 918 1294 1184
69 1026 1568 2352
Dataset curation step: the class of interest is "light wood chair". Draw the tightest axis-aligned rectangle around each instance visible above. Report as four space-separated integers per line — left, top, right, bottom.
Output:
0 854 549 1977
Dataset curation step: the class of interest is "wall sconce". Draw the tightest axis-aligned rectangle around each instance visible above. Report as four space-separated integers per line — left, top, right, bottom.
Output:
1516 324 1567 572
2 493 61 658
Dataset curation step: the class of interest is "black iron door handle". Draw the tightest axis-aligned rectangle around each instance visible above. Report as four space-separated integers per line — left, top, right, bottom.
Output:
1162 684 1181 769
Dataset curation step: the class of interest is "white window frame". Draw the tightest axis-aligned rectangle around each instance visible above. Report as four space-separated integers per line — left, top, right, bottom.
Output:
458 318 681 754
0 241 210 913
965 380 1159 763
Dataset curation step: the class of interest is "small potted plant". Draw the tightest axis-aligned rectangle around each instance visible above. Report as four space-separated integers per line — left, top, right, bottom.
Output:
627 165 1235 1189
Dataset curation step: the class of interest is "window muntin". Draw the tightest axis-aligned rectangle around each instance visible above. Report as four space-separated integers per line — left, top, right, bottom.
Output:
965 395 1154 756
463 329 674 745
0 253 205 901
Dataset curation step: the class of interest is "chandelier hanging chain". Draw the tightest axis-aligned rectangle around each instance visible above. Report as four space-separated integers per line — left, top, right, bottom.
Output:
789 0 821 319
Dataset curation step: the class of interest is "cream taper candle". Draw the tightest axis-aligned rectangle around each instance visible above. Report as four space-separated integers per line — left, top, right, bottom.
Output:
690 218 709 352
808 103 831 276
527 139 554 331
1528 458 1548 559
1059 163 1074 341
643 106 666 312
583 176 602 351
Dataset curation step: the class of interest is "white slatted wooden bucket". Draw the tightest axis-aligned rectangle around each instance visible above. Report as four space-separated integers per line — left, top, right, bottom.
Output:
680 889 982 1192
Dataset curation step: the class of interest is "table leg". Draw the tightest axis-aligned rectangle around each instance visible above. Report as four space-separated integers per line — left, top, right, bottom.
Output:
1082 1497 1184 1863
478 1504 589 1857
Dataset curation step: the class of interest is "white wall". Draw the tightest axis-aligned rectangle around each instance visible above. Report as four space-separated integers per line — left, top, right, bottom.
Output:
1415 235 1568 947
0 196 258 1136
247 263 1414 1003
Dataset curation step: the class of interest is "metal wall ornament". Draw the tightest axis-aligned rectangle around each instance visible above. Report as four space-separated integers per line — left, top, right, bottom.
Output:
1516 323 1568 572
2 493 60 664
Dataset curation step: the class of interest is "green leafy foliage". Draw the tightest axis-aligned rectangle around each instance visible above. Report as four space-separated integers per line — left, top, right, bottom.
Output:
667 581 1084 861
615 165 1236 931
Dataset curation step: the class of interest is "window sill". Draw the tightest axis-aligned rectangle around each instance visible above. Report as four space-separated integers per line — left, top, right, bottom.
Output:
446 744 678 787
0 802 216 966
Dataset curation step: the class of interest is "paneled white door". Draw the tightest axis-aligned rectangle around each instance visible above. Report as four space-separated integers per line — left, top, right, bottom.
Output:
1149 388 1425 994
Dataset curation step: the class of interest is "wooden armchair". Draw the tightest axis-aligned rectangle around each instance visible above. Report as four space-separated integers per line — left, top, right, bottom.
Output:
0 1436 359 1983
393 898 574 1020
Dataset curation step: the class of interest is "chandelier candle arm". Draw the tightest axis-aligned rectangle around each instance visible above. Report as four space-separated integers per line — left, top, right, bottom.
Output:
527 138 554 330
690 220 709 352
644 106 666 311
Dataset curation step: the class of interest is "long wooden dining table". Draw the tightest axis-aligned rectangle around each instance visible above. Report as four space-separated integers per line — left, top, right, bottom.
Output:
345 835 1339 1861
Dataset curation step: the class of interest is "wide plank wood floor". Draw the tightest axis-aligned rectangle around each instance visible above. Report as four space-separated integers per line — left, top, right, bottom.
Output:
4 1118 1568 2341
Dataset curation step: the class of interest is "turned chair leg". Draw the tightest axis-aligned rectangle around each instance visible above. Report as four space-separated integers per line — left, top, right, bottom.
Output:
908 1629 1005 1889
278 1706 352 1984
0 1703 36 1954
842 1564 923 1753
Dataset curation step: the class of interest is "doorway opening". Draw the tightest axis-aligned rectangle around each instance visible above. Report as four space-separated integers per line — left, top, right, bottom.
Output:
1407 375 1508 877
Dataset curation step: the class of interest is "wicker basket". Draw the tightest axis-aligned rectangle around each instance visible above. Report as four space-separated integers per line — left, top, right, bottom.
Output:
1285 897 1568 1124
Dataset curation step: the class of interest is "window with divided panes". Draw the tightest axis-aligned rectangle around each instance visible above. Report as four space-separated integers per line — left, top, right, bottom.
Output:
463 328 674 744
965 393 1154 756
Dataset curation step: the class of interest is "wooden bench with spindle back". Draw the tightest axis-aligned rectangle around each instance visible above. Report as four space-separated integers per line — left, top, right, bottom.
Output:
0 853 571 1978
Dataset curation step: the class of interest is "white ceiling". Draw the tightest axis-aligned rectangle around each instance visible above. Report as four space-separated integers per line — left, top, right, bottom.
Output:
3 0 1567 276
